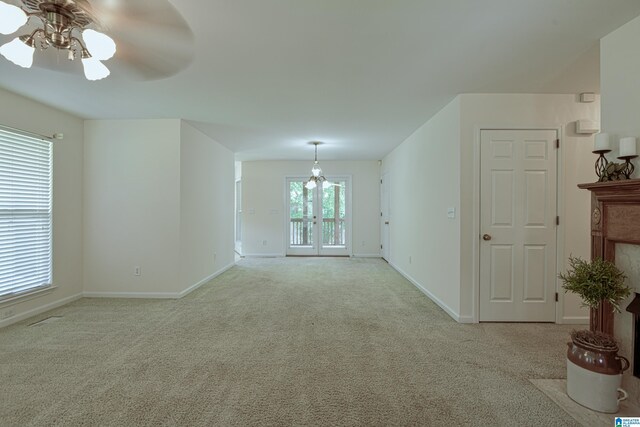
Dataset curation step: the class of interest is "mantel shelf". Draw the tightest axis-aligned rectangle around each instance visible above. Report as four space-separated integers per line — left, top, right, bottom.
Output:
578 179 640 202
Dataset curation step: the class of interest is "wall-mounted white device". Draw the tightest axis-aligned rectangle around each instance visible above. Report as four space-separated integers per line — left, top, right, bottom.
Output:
576 120 600 135
579 92 596 103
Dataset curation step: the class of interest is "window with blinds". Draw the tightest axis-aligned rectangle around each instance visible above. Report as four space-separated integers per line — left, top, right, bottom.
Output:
0 127 52 299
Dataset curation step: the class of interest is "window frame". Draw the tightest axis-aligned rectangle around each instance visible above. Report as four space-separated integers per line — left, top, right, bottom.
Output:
0 125 53 303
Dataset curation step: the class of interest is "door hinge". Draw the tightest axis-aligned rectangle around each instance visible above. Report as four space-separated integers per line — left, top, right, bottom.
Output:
381 212 383 217
555 139 560 149
555 292 559 302
380 244 383 249
556 216 559 226
380 179 383 184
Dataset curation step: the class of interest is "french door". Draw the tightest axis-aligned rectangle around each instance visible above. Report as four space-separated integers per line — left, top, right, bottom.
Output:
286 176 351 256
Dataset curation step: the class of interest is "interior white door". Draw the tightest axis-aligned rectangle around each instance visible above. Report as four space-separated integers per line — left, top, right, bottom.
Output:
380 173 390 261
479 129 558 322
286 177 351 256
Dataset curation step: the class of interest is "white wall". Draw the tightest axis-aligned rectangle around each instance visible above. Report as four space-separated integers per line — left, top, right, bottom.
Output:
0 87 84 326
242 160 380 257
179 121 235 291
459 94 599 323
83 119 182 296
84 119 235 298
382 97 462 318
383 94 598 323
601 14 640 405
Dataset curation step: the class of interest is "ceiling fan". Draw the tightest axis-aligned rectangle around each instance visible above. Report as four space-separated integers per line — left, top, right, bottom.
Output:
0 0 194 81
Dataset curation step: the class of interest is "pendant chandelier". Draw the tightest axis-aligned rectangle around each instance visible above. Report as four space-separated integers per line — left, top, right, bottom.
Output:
0 0 116 80
305 141 327 190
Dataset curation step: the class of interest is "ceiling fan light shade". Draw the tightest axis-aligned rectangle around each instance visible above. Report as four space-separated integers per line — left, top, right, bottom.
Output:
0 1 27 35
0 37 34 68
311 163 322 177
305 180 317 190
82 29 116 61
82 57 110 81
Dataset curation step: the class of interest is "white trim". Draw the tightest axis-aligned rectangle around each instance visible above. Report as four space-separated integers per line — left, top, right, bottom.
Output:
0 292 82 329
84 262 236 300
389 261 462 322
473 126 563 324
0 285 57 308
554 126 566 325
242 253 285 258
83 291 181 299
560 316 590 325
178 262 235 298
458 316 474 324
351 253 382 258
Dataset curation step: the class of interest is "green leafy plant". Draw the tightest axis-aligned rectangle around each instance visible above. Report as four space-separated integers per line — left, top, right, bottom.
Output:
559 256 631 313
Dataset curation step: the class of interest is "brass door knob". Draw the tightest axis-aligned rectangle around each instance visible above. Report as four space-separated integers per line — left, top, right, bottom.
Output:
482 234 492 241
385 221 389 225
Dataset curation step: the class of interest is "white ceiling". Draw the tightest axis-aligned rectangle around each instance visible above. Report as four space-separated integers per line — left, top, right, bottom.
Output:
1 0 639 161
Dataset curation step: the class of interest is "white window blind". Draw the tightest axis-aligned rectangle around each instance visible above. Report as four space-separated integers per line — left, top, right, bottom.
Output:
0 127 52 299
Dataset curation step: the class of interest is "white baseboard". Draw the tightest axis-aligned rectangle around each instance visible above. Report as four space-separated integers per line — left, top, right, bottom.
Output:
178 262 235 298
560 316 589 325
83 291 180 299
84 262 236 300
0 292 82 328
351 253 382 258
389 261 462 323
242 253 285 258
458 316 474 324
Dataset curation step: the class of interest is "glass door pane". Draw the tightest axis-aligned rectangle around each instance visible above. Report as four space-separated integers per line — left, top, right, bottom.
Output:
321 181 346 247
287 179 317 255
319 178 349 256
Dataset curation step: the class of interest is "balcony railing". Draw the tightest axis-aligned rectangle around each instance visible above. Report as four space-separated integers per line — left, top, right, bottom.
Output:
290 218 345 246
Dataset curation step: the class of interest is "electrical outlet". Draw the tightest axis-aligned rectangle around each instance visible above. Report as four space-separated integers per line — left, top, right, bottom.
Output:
262 240 267 246
213 252 217 262
409 256 412 264
134 266 141 276
361 241 365 246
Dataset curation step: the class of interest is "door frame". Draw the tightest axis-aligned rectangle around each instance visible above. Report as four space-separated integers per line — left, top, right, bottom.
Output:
380 172 390 261
284 175 353 257
472 126 565 324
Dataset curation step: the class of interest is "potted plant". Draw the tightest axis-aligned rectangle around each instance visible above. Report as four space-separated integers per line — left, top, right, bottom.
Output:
559 256 632 413
559 256 631 333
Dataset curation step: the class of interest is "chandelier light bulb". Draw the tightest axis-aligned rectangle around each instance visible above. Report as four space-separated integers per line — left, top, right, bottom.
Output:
305 180 317 190
0 2 27 35
82 29 116 60
82 57 110 81
0 37 34 68
323 181 332 189
311 162 322 177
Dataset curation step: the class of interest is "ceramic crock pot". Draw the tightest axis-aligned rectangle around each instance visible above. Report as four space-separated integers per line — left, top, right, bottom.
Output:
566 330 630 413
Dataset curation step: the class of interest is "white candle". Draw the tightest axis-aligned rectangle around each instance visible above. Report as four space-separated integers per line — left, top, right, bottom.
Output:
594 133 611 151
620 137 637 157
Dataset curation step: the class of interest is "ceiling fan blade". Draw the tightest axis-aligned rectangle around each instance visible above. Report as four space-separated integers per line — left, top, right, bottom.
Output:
87 0 195 81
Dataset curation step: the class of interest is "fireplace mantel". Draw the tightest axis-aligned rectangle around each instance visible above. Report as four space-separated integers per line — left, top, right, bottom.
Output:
578 178 640 334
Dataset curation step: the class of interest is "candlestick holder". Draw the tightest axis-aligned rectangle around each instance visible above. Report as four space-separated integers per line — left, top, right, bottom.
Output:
594 149 611 181
617 154 638 179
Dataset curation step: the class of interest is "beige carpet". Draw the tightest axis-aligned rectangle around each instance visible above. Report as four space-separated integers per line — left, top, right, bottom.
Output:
0 257 578 426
